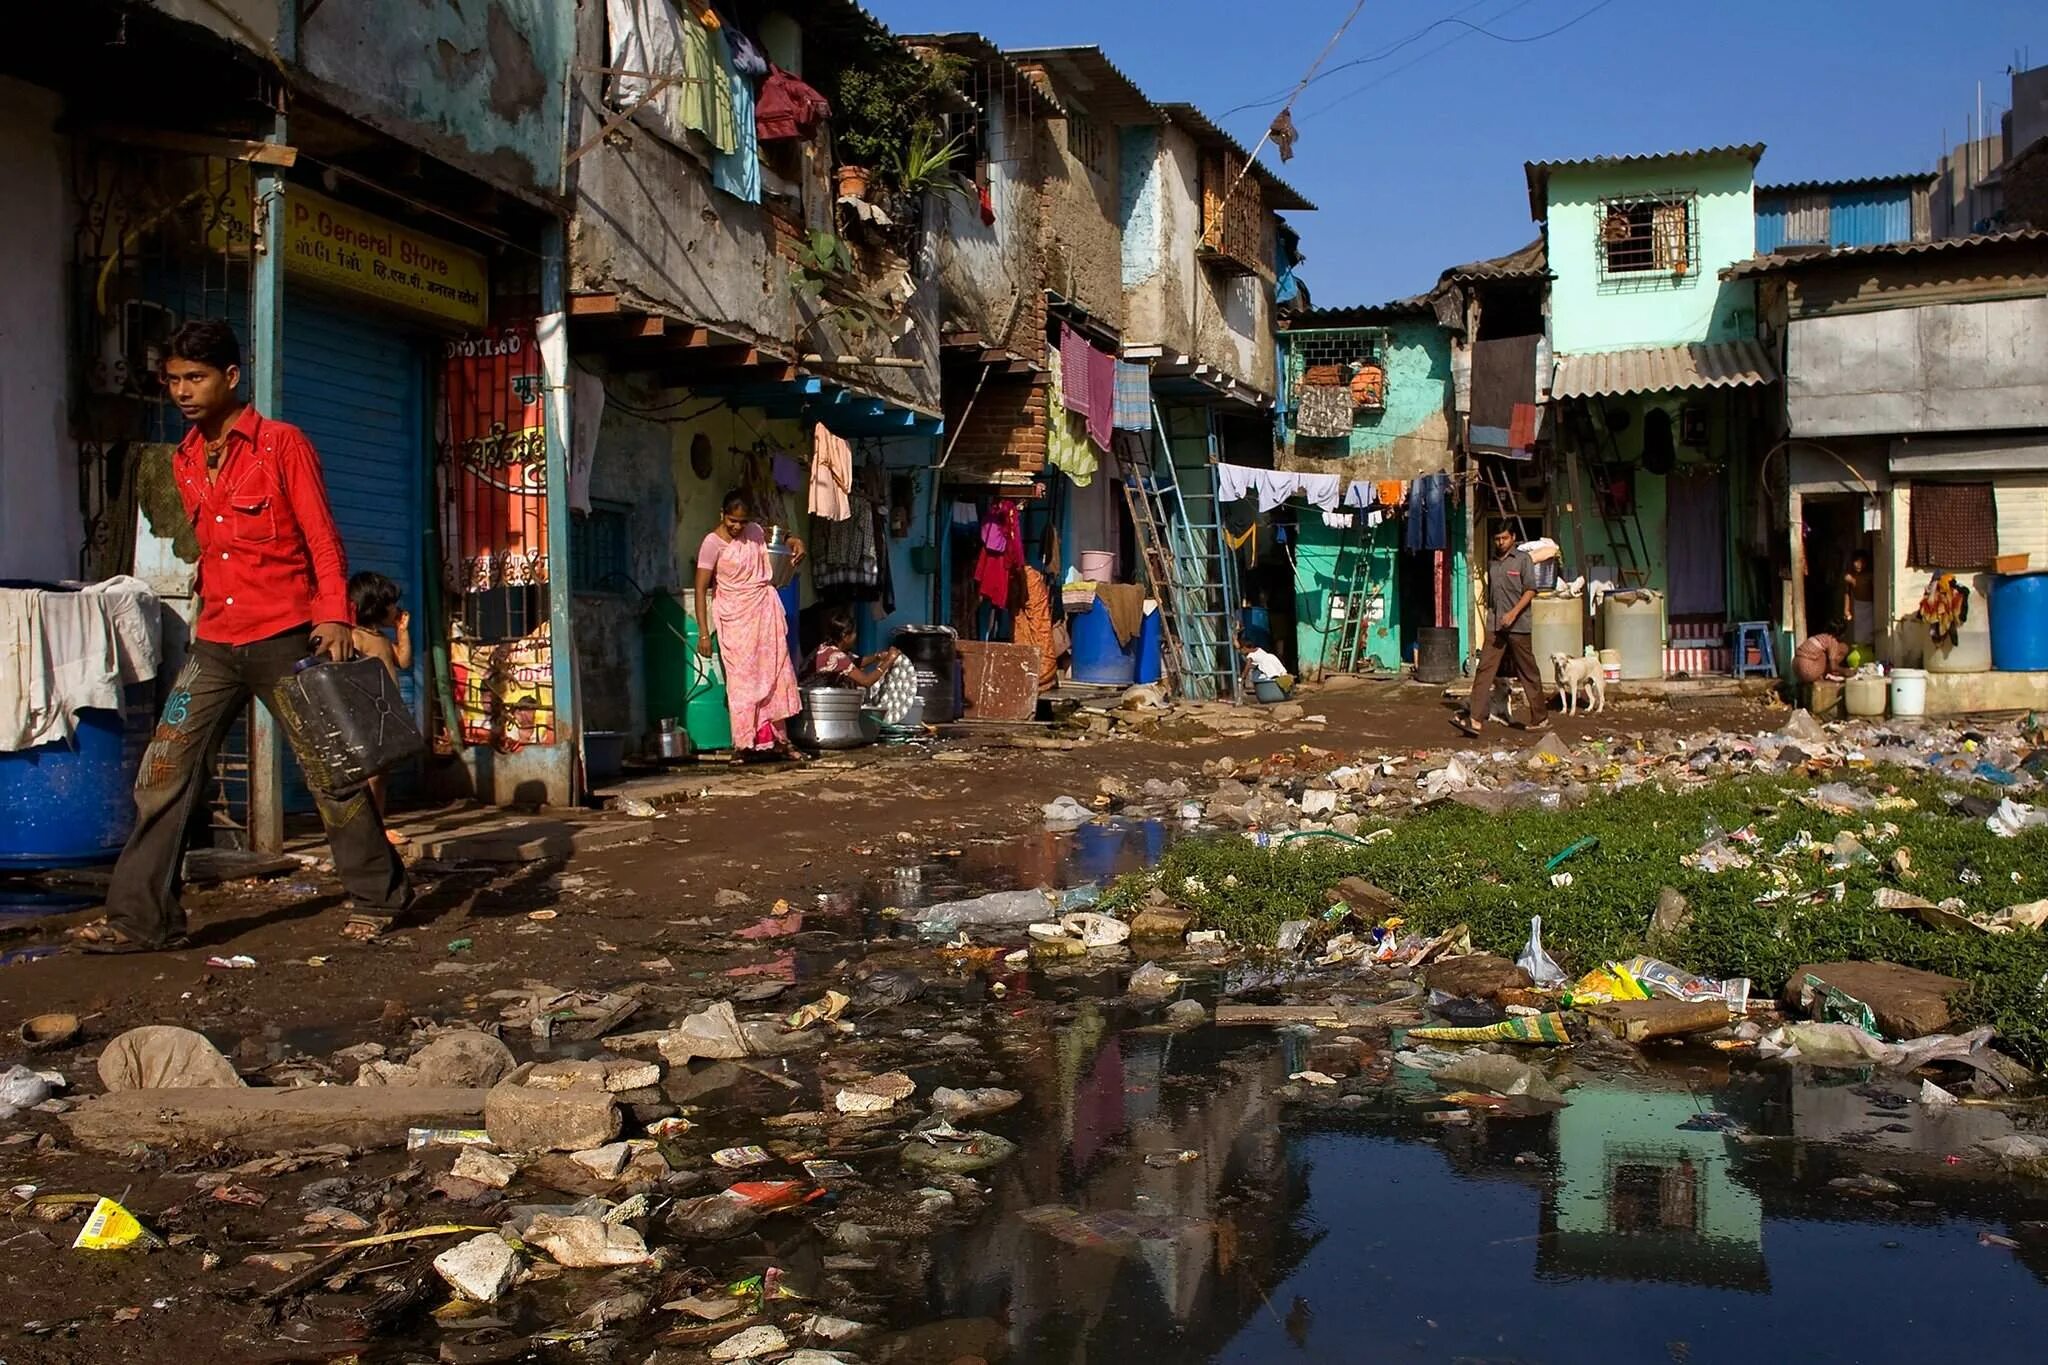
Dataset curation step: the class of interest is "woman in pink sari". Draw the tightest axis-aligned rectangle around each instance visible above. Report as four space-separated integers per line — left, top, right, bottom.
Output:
694 489 805 761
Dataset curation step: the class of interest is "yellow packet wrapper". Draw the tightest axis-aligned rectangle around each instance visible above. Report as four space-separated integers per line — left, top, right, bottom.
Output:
73 1197 161 1251
1568 963 1649 1005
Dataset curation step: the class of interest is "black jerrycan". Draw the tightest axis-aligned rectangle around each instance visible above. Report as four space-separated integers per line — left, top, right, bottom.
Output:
273 656 425 792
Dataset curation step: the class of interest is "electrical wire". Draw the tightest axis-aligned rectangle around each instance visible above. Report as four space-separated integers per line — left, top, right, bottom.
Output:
1300 0 1617 121
1219 0 1518 117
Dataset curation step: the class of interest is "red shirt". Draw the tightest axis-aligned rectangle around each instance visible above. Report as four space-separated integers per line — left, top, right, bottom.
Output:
173 407 352 645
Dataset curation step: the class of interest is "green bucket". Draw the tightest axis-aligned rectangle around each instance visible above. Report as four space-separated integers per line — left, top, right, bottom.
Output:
644 593 731 752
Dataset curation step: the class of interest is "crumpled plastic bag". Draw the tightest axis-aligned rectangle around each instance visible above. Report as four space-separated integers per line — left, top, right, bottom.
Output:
1058 912 1130 948
1042 796 1091 826
0 1065 58 1119
899 888 1054 929
1987 798 2048 839
1516 915 1565 987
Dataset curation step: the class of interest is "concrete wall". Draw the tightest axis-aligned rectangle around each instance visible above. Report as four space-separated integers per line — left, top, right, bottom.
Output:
1786 298 2048 437
1277 321 1453 479
572 370 679 743
0 78 75 582
298 0 571 198
1033 100 1124 328
1123 123 1279 396
568 8 940 415
1546 158 1759 355
936 99 1045 360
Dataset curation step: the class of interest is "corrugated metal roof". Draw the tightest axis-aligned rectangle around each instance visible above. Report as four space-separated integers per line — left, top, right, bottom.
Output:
1441 237 1548 283
1722 228 2048 278
1156 102 1315 212
1287 296 1433 327
1551 340 1776 399
1005 45 1159 126
1523 144 1766 219
1757 172 1936 194
898 32 1066 117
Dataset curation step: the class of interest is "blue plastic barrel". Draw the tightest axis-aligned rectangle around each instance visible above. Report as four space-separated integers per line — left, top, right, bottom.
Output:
1989 572 2048 671
1070 602 1138 685
0 681 155 867
1135 608 1163 684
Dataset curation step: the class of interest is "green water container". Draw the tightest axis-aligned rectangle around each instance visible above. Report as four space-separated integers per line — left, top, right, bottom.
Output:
644 592 731 752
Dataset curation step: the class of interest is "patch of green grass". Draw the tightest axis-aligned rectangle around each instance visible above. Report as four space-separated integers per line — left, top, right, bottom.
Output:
1101 771 2048 1064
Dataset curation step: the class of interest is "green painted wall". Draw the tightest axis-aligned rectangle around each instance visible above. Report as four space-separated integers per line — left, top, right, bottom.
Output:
1281 321 1463 672
1544 156 1759 355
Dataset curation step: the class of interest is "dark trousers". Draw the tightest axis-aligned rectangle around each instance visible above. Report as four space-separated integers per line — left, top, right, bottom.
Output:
105 627 409 946
1468 629 1547 727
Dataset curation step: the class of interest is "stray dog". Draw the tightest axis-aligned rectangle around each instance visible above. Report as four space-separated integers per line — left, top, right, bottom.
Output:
1552 652 1606 715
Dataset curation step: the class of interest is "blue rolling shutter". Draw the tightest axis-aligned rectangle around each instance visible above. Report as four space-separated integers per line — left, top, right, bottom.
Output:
280 291 427 812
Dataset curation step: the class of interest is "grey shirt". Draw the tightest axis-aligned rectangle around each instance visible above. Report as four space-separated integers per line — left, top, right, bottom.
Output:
1487 549 1536 633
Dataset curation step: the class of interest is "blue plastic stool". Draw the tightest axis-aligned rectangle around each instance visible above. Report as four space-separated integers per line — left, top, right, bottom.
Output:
1730 621 1777 678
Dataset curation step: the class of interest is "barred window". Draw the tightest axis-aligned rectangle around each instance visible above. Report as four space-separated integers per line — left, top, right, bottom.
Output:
1598 192 1697 283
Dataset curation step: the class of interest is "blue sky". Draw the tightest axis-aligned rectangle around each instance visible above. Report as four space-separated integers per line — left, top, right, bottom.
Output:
864 0 2043 306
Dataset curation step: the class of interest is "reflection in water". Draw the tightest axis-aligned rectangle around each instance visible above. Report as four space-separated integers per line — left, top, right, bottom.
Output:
902 994 2048 1363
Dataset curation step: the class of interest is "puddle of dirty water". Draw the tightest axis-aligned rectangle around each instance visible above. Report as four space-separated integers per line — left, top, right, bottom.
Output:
271 815 2048 1362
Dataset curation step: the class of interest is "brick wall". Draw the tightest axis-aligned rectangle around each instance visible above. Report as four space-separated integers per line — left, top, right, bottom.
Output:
942 371 1048 481
2005 139 2048 230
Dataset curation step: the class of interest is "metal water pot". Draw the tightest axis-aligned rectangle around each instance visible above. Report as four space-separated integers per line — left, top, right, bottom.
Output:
656 717 690 761
761 523 797 589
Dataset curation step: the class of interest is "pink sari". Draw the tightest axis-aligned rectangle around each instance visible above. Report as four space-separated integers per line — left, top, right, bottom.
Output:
702 527 800 750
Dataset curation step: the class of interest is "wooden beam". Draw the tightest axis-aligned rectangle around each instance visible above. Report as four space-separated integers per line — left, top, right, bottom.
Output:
568 293 622 316
80 125 298 167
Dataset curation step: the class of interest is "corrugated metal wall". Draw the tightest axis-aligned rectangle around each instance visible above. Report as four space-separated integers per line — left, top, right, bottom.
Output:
1829 189 1914 247
1756 187 1918 252
1755 191 1830 252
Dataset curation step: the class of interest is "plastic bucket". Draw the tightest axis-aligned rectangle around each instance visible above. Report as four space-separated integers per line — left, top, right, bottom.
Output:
1889 667 1927 718
1079 550 1115 582
1599 648 1621 683
1844 674 1888 717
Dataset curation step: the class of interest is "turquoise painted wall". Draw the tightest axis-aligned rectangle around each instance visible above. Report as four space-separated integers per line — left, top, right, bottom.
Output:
1545 157 1759 355
1282 321 1464 671
1119 126 1162 289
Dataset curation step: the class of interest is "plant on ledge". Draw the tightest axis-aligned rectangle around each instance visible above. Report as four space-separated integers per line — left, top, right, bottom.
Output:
830 36 965 201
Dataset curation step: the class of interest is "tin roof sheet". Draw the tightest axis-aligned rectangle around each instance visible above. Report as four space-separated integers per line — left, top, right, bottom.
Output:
1523 144 1766 219
1551 340 1776 400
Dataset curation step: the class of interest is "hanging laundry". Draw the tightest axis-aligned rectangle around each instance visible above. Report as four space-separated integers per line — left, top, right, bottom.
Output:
1404 473 1449 552
1045 351 1098 488
1250 468 1303 513
815 492 880 592
1321 511 1355 530
1085 342 1115 450
1376 479 1406 508
1297 472 1340 511
716 7 768 78
1114 361 1152 431
1216 462 1256 505
1468 335 1540 460
1294 383 1353 439
771 454 803 492
1301 364 1345 385
1058 324 1095 424
756 65 831 140
809 423 852 521
1907 481 1998 569
1350 362 1386 410
709 27 760 204
974 498 1025 611
1224 522 1258 567
1342 480 1375 510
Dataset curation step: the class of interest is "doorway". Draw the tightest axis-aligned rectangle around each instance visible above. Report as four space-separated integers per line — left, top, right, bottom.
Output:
1800 493 1875 642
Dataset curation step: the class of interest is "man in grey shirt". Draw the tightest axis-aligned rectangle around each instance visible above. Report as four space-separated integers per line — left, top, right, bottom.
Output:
1456 523 1549 736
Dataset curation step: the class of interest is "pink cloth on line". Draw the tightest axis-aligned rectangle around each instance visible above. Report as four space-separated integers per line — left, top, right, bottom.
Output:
703 525 800 751
1084 341 1115 450
1059 324 1093 427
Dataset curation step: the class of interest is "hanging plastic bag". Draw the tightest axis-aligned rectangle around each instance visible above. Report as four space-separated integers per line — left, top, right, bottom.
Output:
1516 915 1565 988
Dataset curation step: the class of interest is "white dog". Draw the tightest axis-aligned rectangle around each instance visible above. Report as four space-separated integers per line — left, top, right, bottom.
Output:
1551 652 1606 715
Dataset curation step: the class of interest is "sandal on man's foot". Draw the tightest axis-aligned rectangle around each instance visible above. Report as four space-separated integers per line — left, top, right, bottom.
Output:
342 913 395 942
1451 716 1482 738
67 921 186 955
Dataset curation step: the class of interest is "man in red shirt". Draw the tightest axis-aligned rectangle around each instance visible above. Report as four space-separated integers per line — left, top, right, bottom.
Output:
77 321 411 952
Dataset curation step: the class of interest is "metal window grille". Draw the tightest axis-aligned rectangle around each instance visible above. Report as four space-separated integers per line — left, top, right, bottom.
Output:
1198 150 1267 277
1282 327 1390 440
951 54 1042 172
1596 191 1700 291
570 502 632 593
1066 112 1106 176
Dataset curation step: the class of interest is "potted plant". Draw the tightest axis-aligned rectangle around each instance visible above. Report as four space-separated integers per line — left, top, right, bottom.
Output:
836 163 872 201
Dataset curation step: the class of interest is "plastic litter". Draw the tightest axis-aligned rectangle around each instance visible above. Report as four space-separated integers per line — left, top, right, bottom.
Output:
1792 972 1880 1037
1987 798 2048 838
72 1197 163 1251
0 1065 59 1118
1059 912 1130 948
1516 915 1565 987
1042 796 1091 825
1408 1012 1574 1044
897 888 1052 930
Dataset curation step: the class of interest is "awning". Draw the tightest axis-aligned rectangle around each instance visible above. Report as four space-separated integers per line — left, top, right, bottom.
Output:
1551 340 1776 400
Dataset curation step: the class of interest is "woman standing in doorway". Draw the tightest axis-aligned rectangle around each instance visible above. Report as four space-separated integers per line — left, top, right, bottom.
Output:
695 489 806 762
1842 550 1876 648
